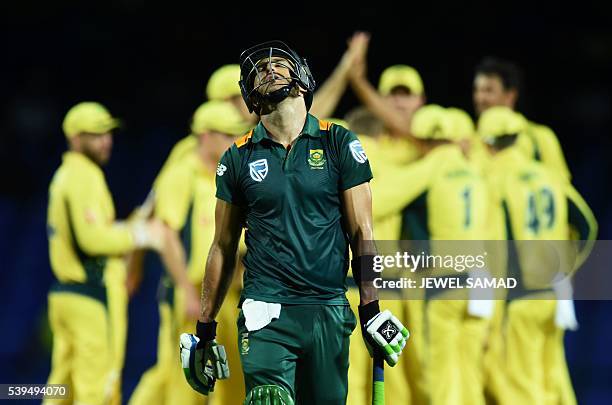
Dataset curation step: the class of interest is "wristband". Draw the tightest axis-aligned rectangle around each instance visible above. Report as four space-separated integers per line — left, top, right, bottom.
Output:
358 300 380 326
196 320 217 342
351 255 376 286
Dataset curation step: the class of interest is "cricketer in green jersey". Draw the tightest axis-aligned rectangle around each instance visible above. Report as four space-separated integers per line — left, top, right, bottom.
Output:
179 41 409 404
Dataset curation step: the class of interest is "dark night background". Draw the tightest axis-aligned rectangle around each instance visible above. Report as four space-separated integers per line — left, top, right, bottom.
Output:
0 4 611 403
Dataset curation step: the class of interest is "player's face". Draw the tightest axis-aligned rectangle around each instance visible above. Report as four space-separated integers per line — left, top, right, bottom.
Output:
385 87 424 117
253 57 293 94
473 74 516 115
79 132 113 165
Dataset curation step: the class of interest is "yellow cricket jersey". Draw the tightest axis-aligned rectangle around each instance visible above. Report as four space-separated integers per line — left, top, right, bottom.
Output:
487 147 568 240
484 147 596 288
153 135 198 189
566 182 598 268
372 144 488 240
517 121 571 181
154 154 216 284
361 133 420 168
360 134 421 240
47 152 135 293
466 137 490 174
372 143 488 289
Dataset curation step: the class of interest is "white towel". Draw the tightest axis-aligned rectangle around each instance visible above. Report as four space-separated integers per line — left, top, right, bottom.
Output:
242 299 282 332
552 274 578 330
467 269 495 319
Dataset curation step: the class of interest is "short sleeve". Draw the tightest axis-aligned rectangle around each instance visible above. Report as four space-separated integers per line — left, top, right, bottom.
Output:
215 145 244 205
334 126 373 190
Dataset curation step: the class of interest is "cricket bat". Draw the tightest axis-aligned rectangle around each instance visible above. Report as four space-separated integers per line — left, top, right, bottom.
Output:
372 354 384 405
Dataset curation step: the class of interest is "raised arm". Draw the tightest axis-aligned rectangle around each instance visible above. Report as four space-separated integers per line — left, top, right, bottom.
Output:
348 33 406 133
348 32 419 142
310 34 360 118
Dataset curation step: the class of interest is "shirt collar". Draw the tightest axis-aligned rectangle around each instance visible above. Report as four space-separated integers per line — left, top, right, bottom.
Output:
63 151 101 171
491 146 525 171
251 113 321 144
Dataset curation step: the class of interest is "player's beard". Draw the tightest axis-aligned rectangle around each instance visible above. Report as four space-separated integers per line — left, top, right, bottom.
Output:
258 83 302 116
81 144 111 166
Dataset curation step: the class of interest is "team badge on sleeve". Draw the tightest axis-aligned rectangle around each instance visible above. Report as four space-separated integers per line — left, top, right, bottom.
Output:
349 140 368 163
249 159 269 182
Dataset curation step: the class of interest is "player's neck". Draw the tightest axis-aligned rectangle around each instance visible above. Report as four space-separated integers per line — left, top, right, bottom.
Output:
260 97 307 147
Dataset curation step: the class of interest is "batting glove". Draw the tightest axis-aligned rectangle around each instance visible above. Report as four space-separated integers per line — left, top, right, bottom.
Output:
358 301 409 367
179 321 230 395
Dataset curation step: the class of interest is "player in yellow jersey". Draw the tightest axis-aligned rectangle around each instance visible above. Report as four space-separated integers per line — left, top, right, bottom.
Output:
478 106 597 405
347 32 424 165
346 40 430 404
444 107 489 169
373 105 490 405
44 102 164 405
473 59 572 403
473 57 571 180
129 101 250 405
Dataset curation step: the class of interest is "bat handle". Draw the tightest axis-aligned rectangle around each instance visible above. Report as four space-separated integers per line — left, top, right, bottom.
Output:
372 354 385 405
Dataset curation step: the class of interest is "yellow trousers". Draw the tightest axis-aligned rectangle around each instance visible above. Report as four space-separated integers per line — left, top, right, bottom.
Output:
483 301 507 402
501 299 576 405
403 298 428 405
425 299 489 405
45 292 111 405
105 259 128 405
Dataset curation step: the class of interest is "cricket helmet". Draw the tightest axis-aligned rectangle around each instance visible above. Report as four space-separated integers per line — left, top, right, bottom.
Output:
239 41 316 115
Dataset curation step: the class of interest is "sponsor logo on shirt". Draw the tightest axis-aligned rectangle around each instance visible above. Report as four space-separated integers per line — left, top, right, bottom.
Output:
349 140 368 163
216 163 227 176
308 149 326 169
249 159 268 182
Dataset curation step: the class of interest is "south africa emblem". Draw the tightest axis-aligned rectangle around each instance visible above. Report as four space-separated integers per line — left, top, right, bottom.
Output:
308 149 326 169
240 333 250 355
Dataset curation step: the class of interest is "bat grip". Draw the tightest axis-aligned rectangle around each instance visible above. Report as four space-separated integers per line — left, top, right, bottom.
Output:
372 354 385 405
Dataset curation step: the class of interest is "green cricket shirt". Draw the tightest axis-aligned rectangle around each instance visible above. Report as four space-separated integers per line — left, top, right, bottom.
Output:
216 114 373 305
